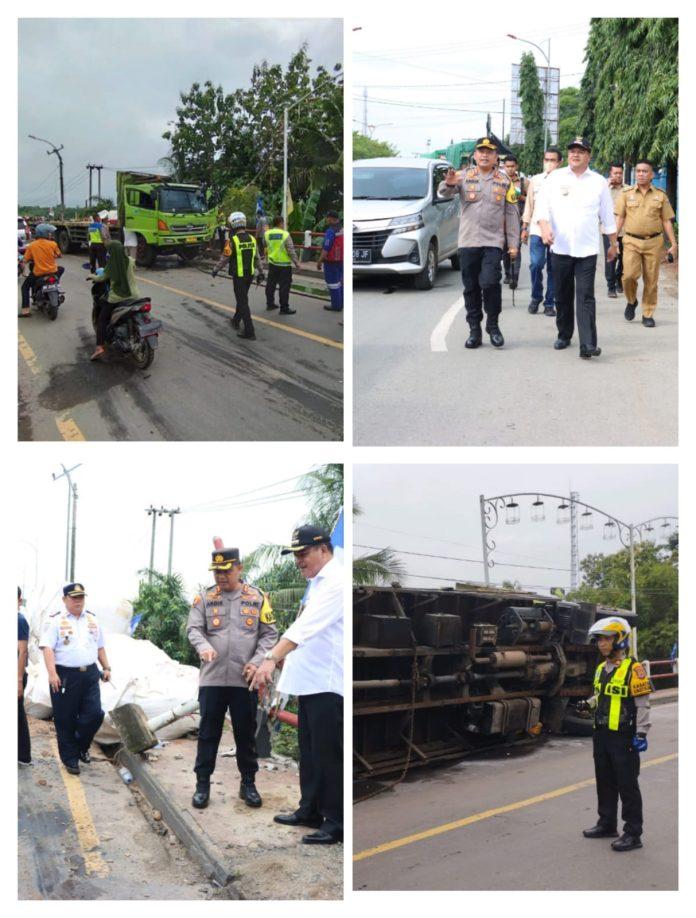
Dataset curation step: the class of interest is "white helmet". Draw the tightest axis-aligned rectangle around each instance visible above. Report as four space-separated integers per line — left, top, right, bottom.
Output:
98 210 109 220
228 211 246 229
588 616 631 651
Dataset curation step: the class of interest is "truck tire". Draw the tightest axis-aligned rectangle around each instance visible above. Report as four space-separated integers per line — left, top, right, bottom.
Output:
56 228 71 254
179 246 199 262
136 235 156 268
413 241 438 290
562 710 594 737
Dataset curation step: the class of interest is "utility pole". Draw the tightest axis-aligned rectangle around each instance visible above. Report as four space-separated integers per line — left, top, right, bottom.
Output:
363 87 368 135
96 164 103 202
87 164 94 208
146 505 162 584
29 134 65 214
166 508 181 576
52 463 82 581
569 490 579 591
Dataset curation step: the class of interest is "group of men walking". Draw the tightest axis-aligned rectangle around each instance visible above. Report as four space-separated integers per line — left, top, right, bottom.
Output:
440 136 677 357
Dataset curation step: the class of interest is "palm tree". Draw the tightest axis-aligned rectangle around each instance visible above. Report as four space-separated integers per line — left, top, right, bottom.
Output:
352 496 406 585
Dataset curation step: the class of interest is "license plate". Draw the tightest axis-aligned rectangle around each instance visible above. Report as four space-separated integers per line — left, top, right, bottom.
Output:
185 236 197 243
41 285 58 291
353 248 372 264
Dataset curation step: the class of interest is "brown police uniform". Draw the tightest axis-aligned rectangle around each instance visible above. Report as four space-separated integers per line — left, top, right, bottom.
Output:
615 185 675 318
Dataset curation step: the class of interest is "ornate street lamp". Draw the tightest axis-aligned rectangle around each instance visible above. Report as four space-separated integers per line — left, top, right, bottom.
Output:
505 498 520 525
531 496 545 522
556 500 570 525
580 509 593 531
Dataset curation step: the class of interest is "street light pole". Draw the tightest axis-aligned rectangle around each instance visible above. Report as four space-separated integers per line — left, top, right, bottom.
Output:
29 134 65 214
479 494 491 585
52 463 82 582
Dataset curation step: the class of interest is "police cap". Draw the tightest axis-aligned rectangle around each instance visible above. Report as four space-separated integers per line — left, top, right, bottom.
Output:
281 524 332 554
63 582 87 597
475 137 498 151
209 548 241 571
568 136 592 152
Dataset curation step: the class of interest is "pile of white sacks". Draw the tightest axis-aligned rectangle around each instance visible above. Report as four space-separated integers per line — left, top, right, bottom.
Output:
24 599 200 744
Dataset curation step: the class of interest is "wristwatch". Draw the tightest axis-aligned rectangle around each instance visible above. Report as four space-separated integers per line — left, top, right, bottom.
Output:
263 651 279 664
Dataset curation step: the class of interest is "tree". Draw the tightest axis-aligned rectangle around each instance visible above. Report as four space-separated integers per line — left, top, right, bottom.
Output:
579 18 678 202
518 51 545 175
131 571 199 667
353 132 398 160
557 87 581 155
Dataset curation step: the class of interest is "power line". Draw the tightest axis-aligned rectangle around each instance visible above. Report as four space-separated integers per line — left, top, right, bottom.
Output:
180 473 305 513
354 544 572 574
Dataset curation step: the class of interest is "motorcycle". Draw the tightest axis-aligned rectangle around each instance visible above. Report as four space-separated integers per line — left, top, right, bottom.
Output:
31 271 66 320
90 279 162 369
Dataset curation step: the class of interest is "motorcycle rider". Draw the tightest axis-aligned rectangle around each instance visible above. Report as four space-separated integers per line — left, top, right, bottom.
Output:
212 212 264 340
19 223 64 318
88 240 140 360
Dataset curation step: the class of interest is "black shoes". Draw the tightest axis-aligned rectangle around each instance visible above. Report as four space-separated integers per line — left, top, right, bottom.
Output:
611 833 643 852
554 338 571 350
625 301 637 321
237 331 257 340
642 316 656 327
580 346 602 359
192 782 210 809
543 306 556 316
279 308 296 315
231 315 241 329
302 829 343 845
487 327 505 348
64 763 80 776
583 824 619 839
616 282 623 293
608 288 618 299
273 812 323 829
266 303 279 311
79 750 91 764
239 781 262 808
528 300 540 314
465 331 482 349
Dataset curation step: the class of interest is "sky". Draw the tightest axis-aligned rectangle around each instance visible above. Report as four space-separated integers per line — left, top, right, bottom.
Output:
17 18 342 206
354 465 678 595
352 14 590 156
16 447 339 633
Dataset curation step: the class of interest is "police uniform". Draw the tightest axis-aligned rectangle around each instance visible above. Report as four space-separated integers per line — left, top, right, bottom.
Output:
39 583 105 770
264 226 298 314
186 548 278 804
590 655 652 841
215 230 264 339
615 183 675 321
437 138 520 346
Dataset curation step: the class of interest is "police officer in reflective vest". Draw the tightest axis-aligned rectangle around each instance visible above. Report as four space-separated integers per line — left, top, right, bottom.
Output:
88 212 109 272
39 583 111 775
186 548 278 809
581 616 652 851
264 216 301 315
212 212 265 340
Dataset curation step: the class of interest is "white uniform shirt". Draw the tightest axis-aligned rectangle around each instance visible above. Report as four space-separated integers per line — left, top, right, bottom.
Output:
535 166 617 257
40 610 104 667
277 556 343 697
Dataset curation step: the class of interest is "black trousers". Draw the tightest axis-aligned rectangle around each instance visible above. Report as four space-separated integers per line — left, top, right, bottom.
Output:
95 297 118 345
551 253 598 349
603 234 624 291
593 727 643 837
459 247 503 329
232 275 255 334
50 664 104 766
194 685 259 782
296 693 343 833
266 264 292 309
19 673 31 764
89 243 107 272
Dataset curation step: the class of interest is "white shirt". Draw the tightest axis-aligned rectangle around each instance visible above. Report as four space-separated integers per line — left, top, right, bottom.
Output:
524 171 552 237
277 556 343 697
535 166 617 257
40 610 104 667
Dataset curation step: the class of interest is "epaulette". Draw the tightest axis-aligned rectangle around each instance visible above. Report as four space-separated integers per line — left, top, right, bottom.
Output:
86 609 96 616
205 585 220 600
49 611 61 617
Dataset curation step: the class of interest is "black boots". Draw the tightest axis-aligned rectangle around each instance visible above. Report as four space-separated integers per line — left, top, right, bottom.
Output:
611 833 643 852
192 781 210 809
239 780 262 808
583 823 619 839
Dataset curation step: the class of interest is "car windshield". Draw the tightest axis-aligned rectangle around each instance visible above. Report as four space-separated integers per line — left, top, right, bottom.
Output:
157 187 208 214
353 166 429 201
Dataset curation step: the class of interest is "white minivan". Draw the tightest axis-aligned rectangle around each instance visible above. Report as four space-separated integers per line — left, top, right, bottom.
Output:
353 157 461 289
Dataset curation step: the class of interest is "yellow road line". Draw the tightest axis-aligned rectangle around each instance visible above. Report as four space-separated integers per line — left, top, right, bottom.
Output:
55 414 86 441
139 276 343 350
50 737 109 877
353 752 678 862
18 334 40 375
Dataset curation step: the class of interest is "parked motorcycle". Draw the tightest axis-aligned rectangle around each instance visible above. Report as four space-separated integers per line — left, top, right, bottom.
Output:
90 279 162 369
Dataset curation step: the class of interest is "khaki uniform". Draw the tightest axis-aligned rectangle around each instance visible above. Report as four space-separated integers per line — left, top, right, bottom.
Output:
602 184 629 236
615 185 675 317
438 167 520 250
186 582 278 687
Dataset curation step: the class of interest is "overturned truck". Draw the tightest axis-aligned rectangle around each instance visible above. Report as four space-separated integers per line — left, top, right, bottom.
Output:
354 583 635 779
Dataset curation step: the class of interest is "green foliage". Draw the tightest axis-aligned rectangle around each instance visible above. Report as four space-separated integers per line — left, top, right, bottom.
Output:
557 87 581 156
131 571 199 667
518 52 546 175
353 549 406 586
353 131 398 160
579 18 678 172
567 536 678 658
220 184 263 225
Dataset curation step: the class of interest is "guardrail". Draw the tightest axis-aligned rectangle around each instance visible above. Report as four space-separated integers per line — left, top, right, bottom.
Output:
647 658 678 688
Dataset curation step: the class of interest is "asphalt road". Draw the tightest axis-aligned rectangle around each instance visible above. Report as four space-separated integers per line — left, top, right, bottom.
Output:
18 255 343 441
353 248 678 446
353 702 678 891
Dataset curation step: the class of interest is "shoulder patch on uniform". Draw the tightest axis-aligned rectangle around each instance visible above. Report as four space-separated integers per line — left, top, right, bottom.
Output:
50 611 61 617
86 609 95 616
633 662 647 680
260 595 276 625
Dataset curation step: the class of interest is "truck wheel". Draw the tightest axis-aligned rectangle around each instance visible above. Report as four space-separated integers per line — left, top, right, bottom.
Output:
562 711 594 737
413 241 437 290
179 246 199 262
136 235 156 268
56 228 70 254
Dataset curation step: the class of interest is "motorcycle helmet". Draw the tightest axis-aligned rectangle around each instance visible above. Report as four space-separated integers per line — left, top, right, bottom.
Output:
34 223 56 239
588 616 631 651
228 211 246 229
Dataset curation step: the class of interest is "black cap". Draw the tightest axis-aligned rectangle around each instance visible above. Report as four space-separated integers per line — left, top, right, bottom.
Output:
475 137 498 151
209 548 241 571
281 525 332 554
63 582 86 597
568 136 592 152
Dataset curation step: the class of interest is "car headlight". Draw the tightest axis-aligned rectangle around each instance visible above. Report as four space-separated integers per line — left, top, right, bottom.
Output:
388 213 424 235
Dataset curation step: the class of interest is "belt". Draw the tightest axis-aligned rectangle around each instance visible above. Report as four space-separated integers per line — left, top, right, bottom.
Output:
56 664 94 672
625 231 662 240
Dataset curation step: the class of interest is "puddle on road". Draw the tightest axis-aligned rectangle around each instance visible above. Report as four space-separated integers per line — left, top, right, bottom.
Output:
38 361 138 412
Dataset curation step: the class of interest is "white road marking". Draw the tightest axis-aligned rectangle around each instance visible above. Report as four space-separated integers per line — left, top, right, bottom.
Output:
430 294 464 352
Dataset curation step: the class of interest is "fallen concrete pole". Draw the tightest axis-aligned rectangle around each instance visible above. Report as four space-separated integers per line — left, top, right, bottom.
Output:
116 747 239 896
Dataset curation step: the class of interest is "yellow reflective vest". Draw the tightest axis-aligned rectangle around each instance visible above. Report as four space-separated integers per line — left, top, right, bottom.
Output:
593 657 634 730
264 228 292 265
